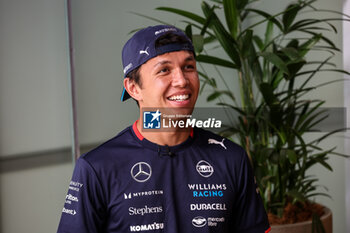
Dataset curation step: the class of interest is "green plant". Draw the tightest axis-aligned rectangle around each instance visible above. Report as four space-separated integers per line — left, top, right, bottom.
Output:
136 0 349 222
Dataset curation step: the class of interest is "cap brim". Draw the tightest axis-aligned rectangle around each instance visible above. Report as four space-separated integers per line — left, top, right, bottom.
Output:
120 87 131 101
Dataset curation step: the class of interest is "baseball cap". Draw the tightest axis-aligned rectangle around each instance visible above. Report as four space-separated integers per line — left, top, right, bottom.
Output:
121 25 195 101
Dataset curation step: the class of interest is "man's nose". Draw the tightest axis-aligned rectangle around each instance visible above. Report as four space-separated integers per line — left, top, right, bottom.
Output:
172 68 188 87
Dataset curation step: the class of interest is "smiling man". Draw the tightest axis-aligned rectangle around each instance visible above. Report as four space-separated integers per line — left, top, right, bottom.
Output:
57 25 270 233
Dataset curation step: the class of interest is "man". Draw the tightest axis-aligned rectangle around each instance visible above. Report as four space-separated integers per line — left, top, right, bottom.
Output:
57 25 270 233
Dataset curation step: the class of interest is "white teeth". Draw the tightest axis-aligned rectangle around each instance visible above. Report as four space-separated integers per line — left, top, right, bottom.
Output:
168 94 189 101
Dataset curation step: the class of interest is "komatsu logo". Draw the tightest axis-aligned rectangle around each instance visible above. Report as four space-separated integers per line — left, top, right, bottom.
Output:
130 222 164 232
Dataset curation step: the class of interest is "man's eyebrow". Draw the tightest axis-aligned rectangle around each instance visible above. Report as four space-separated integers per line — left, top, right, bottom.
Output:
153 54 196 69
154 60 171 68
185 55 195 61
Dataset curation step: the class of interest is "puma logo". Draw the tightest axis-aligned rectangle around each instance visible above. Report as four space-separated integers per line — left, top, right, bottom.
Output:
139 47 149 56
208 138 227 150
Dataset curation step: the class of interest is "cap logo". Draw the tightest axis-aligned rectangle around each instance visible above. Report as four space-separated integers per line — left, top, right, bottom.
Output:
139 47 150 56
154 27 177 36
124 63 133 74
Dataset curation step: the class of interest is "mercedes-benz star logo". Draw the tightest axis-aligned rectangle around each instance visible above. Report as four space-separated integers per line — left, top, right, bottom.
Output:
131 162 152 182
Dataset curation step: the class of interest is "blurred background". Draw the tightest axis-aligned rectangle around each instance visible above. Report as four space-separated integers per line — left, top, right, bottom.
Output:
0 0 349 232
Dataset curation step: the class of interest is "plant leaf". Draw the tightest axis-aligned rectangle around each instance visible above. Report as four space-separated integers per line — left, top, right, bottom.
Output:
192 34 204 54
259 52 289 75
156 7 206 24
245 8 283 31
260 83 280 106
201 1 241 67
196 54 238 68
223 0 239 38
286 150 298 164
282 4 302 32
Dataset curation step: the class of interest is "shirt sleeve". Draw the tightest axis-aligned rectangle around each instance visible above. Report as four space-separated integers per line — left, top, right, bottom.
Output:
57 157 107 233
233 150 271 233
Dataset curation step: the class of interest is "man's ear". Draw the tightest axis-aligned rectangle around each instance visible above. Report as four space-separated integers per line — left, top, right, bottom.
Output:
124 77 142 101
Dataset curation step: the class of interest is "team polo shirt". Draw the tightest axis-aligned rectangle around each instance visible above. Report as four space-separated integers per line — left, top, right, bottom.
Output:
57 122 270 233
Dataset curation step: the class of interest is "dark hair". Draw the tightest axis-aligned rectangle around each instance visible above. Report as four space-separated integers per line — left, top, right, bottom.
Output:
126 32 191 105
155 32 191 47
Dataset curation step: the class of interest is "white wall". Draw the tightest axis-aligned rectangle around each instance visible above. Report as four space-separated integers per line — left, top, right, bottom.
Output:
0 0 73 232
0 0 71 157
343 0 350 232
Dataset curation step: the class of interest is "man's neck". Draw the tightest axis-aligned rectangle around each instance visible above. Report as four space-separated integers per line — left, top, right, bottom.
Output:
136 119 191 146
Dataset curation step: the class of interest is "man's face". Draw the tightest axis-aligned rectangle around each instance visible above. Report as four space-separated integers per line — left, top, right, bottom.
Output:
136 50 199 110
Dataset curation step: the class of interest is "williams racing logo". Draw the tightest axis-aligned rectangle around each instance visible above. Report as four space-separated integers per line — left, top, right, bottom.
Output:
188 183 227 198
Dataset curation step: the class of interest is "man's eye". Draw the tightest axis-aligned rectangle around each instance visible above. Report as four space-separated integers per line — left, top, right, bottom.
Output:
184 65 195 70
158 68 169 74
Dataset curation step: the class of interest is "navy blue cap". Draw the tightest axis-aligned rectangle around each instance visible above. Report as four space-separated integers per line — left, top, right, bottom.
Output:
121 25 194 101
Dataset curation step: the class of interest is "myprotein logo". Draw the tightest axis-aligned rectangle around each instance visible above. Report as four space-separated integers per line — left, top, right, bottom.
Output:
124 190 163 200
131 162 152 182
196 160 214 177
129 205 163 216
130 222 164 232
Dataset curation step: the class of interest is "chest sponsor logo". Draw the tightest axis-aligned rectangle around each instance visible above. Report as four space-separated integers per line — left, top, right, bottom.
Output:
190 203 227 211
130 222 164 232
188 184 227 198
129 205 163 216
192 216 207 227
131 162 152 182
196 160 214 177
192 216 225 227
124 190 163 200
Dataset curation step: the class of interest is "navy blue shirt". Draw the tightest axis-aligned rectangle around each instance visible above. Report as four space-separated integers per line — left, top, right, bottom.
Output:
57 122 270 233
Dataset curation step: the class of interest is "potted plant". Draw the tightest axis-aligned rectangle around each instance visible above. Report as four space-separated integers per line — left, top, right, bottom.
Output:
135 0 349 232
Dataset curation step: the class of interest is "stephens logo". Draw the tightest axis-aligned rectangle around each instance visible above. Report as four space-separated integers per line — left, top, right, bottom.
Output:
129 205 163 216
196 160 214 177
131 162 152 182
143 110 161 129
